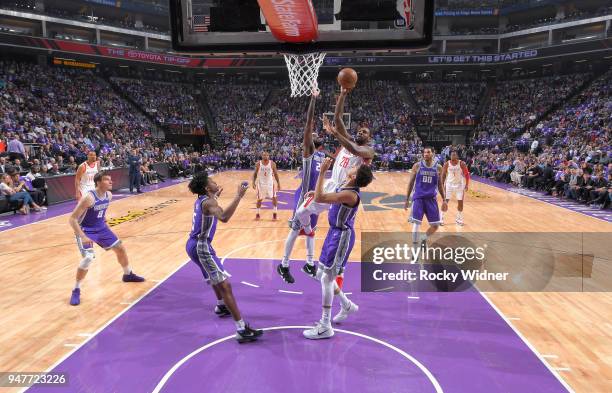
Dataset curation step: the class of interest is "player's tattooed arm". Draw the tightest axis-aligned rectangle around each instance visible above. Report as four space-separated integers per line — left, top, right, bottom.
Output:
252 161 259 190
404 162 419 210
204 184 247 223
272 161 281 190
441 161 449 186
333 87 351 139
303 88 319 158
438 165 448 212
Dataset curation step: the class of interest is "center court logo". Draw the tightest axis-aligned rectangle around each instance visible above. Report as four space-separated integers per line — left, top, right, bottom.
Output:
361 190 490 211
107 199 179 227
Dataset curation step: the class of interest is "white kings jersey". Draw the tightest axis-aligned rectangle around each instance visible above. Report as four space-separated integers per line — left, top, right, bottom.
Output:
80 161 99 193
330 147 364 187
446 160 465 187
257 160 274 186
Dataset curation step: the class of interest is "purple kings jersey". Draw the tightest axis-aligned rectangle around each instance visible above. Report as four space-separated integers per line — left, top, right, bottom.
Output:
413 159 439 199
189 195 218 242
79 191 110 230
298 150 326 196
328 187 360 230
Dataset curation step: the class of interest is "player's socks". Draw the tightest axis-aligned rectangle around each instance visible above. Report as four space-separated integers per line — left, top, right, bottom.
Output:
305 236 315 265
336 288 351 309
440 211 445 226
217 299 225 306
70 288 80 306
235 319 246 330
214 304 231 317
256 208 261 220
321 308 332 326
282 229 299 268
74 281 81 289
273 206 278 220
456 211 464 226
122 265 132 274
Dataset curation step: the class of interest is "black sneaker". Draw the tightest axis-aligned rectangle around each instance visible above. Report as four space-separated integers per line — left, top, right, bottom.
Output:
236 324 264 343
302 263 317 279
122 272 145 282
277 264 295 284
214 304 231 317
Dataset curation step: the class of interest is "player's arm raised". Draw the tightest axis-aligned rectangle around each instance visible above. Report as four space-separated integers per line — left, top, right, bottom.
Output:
460 160 470 191
334 87 351 139
204 184 247 223
303 89 319 158
252 161 259 190
74 163 84 199
68 193 95 246
404 162 419 210
437 165 448 212
314 157 359 206
272 161 281 190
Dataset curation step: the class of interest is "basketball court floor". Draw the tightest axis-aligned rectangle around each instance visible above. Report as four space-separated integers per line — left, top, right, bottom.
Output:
1 171 610 393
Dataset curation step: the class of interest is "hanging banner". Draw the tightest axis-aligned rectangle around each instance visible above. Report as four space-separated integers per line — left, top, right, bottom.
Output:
257 0 319 43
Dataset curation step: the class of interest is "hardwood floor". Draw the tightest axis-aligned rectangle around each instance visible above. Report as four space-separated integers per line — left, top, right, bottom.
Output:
0 170 610 392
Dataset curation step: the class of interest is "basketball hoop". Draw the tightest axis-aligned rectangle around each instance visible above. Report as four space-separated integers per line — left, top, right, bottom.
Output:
283 52 326 97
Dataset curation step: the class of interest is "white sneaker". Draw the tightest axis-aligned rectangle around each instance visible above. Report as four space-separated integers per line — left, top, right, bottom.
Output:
333 301 359 323
303 321 334 340
456 214 464 226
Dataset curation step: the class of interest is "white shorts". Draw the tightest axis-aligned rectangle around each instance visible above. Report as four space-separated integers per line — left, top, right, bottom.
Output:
298 179 337 216
256 183 277 200
79 185 94 198
445 183 465 201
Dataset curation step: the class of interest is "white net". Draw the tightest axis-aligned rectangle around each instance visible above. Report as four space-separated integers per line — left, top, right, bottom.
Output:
283 52 326 97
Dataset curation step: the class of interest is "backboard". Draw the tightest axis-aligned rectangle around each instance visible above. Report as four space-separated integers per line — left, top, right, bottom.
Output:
169 0 434 54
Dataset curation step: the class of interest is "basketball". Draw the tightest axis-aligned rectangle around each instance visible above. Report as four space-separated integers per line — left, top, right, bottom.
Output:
337 68 358 89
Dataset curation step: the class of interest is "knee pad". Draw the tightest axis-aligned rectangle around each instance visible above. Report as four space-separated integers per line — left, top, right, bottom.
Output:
79 250 95 270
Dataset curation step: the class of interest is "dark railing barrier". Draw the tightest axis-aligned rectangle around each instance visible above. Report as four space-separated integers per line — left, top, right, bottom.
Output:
45 164 170 205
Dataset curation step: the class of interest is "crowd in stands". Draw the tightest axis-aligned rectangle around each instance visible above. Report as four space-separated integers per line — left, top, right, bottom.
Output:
111 78 206 127
1 58 610 214
409 82 485 124
473 73 590 150
470 69 611 209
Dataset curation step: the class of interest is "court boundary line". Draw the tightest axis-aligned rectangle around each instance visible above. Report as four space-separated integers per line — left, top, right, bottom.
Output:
479 292 575 393
1 179 189 234
23 258 192 393
150 326 444 393
473 178 611 224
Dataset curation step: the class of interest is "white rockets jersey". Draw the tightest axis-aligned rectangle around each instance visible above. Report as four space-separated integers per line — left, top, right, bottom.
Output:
331 147 364 186
446 160 465 186
257 160 274 185
80 161 99 192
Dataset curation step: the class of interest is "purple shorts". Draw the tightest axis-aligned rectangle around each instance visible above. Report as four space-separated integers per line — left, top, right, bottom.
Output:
319 227 355 276
410 197 441 225
78 226 121 254
186 238 228 285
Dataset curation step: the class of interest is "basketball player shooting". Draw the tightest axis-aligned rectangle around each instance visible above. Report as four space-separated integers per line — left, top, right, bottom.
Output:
277 88 326 284
441 150 469 226
252 151 281 220
404 147 448 253
303 157 373 340
68 172 145 306
186 173 263 343
292 81 374 279
74 150 99 200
